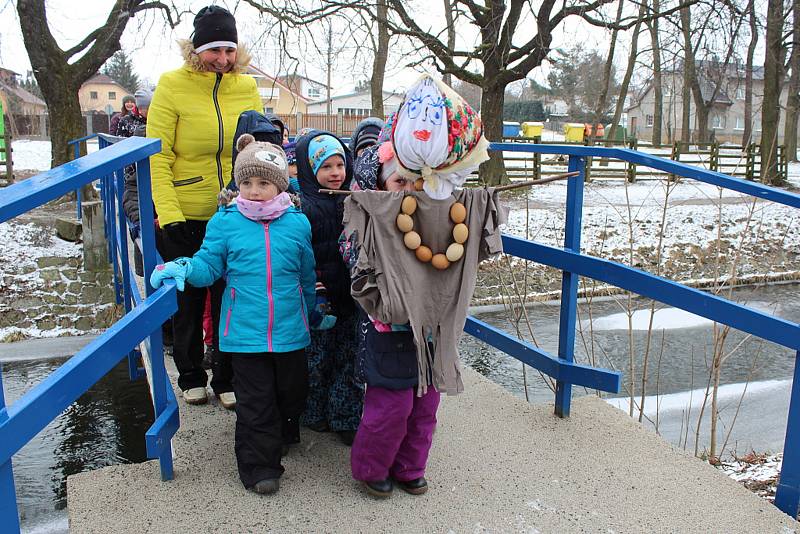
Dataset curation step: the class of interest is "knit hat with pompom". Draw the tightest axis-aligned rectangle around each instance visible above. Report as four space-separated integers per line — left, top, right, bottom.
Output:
234 134 289 192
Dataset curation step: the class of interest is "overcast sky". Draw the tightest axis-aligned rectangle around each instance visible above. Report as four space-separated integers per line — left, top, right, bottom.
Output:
0 0 767 97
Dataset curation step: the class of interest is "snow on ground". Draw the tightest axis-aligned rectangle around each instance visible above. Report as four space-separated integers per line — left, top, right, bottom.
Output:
605 378 791 417
719 453 783 504
0 220 81 268
789 161 800 189
590 301 779 331
502 178 800 271
11 139 99 172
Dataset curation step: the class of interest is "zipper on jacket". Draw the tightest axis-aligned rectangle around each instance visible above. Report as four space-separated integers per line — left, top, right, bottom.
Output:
298 286 310 333
212 73 224 190
224 287 235 337
264 223 274 352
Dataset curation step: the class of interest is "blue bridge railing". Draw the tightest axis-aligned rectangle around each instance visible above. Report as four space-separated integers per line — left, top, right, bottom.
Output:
467 142 800 519
0 136 179 533
0 137 797 529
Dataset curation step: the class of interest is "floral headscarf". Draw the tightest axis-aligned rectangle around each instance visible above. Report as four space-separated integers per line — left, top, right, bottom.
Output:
391 74 489 199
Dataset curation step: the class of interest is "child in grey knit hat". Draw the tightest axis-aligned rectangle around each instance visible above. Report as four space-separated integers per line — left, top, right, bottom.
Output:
151 132 334 496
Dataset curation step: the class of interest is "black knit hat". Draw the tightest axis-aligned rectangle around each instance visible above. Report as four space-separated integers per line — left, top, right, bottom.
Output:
192 6 238 53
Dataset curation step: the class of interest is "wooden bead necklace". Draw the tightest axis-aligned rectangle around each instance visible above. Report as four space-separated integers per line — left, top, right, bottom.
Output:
396 195 469 270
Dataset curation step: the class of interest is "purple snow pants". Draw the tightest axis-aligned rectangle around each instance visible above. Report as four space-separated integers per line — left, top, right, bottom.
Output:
351 385 440 482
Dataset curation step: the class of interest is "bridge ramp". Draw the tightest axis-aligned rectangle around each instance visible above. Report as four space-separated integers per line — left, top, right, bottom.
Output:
67 368 799 533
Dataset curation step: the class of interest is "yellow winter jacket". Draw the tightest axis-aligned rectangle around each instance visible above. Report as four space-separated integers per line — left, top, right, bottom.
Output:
147 41 262 226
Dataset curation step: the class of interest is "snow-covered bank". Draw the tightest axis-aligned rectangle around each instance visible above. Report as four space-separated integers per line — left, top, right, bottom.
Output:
606 378 791 454
590 301 780 331
11 139 99 172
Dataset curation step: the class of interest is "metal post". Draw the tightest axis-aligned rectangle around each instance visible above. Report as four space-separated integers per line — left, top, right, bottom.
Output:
74 142 82 220
3 118 12 185
0 369 21 533
554 155 585 418
775 350 800 518
136 155 175 481
114 167 141 381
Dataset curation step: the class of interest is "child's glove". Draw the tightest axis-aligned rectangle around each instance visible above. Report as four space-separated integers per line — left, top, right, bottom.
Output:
315 282 331 314
312 314 337 331
150 258 193 291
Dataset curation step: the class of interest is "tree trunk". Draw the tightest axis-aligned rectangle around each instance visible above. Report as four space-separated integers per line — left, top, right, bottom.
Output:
742 0 758 147
761 0 786 184
588 0 624 145
692 92 710 143
680 7 694 143
370 0 389 117
784 0 800 161
479 82 508 185
607 2 647 144
647 0 663 146
442 0 456 87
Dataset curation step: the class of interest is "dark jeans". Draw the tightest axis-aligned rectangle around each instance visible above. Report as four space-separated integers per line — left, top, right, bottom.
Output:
232 350 309 488
157 219 232 393
301 314 364 432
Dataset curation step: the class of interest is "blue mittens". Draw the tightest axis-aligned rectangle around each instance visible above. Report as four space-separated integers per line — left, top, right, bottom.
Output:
313 314 337 331
150 258 193 291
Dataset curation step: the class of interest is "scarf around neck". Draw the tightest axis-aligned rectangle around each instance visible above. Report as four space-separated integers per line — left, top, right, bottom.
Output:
237 193 292 221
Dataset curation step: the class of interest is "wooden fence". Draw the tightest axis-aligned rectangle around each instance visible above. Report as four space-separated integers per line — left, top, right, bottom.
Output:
277 113 390 137
499 136 785 183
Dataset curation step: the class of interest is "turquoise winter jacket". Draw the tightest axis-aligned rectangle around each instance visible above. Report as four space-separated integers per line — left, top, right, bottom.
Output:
186 203 317 353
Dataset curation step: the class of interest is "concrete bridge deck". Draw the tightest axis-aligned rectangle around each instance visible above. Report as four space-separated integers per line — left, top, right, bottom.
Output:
66 365 799 533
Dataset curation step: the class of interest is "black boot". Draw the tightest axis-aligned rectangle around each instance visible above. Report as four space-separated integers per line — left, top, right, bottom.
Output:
363 479 392 499
250 478 280 495
337 430 356 446
395 477 428 495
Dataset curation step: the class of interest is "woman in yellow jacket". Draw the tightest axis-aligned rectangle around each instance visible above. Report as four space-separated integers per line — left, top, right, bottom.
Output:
147 5 261 407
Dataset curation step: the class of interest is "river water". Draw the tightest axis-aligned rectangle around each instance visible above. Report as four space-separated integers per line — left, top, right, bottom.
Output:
6 283 799 532
5 359 152 533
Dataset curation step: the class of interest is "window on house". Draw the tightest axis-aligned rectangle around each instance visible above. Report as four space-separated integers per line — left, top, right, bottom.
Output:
90 91 98 100
308 86 321 98
108 91 116 100
712 114 727 129
734 116 745 130
735 87 745 100
264 107 274 114
646 114 654 127
258 87 279 99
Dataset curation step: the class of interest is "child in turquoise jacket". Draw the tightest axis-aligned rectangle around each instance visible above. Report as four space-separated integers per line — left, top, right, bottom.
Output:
152 134 333 496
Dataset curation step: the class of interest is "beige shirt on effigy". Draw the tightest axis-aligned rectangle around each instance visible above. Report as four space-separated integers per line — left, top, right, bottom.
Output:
343 189 508 395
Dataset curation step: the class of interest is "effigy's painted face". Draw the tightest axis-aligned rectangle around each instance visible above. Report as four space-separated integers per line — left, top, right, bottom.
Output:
394 77 449 171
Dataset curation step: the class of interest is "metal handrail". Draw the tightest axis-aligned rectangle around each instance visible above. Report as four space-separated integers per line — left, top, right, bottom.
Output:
0 137 178 533
1 137 797 528
465 142 800 518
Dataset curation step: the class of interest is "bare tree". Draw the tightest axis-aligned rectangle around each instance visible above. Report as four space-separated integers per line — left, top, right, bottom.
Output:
646 0 663 145
742 0 759 147
16 0 178 173
587 0 626 145
606 1 648 144
388 0 635 185
760 0 788 184
245 1 393 122
683 4 745 143
370 0 389 117
680 6 695 142
784 0 800 161
442 0 456 87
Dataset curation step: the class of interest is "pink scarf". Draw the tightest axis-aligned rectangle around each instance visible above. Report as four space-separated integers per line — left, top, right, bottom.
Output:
237 193 292 222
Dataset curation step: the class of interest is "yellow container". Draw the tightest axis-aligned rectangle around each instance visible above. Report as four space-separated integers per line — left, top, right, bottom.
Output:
564 123 585 143
521 122 544 137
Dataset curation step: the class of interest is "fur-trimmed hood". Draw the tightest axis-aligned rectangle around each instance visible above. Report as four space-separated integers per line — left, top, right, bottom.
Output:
177 38 252 74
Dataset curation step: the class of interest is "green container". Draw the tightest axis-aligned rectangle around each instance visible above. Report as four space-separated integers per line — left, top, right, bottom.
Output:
605 124 627 142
